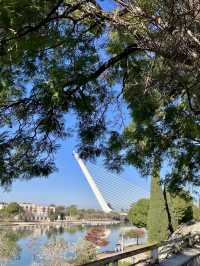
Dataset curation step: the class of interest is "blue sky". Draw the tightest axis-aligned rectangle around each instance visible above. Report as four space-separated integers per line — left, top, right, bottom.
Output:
0 0 150 209
98 0 116 10
0 122 150 208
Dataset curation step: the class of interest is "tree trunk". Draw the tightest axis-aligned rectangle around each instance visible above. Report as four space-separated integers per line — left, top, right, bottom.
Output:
163 186 174 235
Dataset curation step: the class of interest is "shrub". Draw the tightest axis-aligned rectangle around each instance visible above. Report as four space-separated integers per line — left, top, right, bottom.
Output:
74 239 96 265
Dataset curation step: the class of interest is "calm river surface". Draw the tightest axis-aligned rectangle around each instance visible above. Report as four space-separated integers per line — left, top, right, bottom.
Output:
0 223 147 265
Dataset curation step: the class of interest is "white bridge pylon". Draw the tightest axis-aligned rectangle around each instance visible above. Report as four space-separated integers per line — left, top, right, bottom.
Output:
73 152 112 213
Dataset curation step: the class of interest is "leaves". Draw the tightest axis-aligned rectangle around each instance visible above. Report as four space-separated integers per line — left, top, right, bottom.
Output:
128 198 149 227
0 0 199 190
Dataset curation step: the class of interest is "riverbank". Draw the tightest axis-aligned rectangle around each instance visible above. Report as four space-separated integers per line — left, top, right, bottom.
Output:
0 219 121 227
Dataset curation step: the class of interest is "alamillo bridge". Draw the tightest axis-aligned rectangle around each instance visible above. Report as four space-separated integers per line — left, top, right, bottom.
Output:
73 152 149 213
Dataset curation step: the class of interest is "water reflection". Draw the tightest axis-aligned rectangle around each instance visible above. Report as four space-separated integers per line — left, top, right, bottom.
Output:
0 228 31 265
0 224 147 265
35 238 69 266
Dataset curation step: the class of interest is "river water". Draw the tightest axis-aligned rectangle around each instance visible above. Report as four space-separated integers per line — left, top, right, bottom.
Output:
0 223 147 265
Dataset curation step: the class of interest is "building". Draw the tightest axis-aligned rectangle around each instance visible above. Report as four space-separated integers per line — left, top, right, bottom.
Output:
0 202 56 221
19 203 56 221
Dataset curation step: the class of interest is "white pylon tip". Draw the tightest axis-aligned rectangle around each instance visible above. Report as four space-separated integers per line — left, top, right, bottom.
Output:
73 152 112 213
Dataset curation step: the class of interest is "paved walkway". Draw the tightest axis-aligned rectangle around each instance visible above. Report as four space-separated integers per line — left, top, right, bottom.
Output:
97 244 146 259
159 247 200 266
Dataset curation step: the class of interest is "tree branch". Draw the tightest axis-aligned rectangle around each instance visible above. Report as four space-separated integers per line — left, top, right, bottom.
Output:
1 0 88 46
8 0 64 41
63 44 141 89
185 89 200 115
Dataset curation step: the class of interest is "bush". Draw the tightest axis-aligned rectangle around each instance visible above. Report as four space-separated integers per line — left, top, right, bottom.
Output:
128 199 149 227
74 239 96 265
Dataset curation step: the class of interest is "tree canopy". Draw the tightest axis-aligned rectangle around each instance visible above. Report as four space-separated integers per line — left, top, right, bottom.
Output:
128 191 197 234
147 165 169 242
128 198 149 227
0 0 200 189
171 191 193 225
0 202 24 220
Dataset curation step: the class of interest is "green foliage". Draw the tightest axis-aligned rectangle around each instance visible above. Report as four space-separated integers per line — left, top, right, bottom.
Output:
124 229 144 239
103 9 200 192
171 192 193 225
128 190 196 235
124 228 145 245
193 205 200 221
66 205 78 217
0 0 199 192
165 191 177 231
128 198 149 227
0 202 24 220
147 164 169 243
5 203 24 215
0 0 107 186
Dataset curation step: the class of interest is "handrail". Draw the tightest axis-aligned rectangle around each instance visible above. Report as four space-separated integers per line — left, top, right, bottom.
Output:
81 244 157 266
81 233 200 266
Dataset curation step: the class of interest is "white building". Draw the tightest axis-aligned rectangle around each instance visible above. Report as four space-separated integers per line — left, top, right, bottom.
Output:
19 203 56 221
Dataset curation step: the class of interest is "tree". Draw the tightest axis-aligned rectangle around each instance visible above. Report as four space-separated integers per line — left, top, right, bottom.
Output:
74 239 96 265
85 227 108 247
0 202 24 220
66 205 78 217
128 190 196 234
0 0 107 186
171 192 193 225
147 163 169 243
97 1 200 192
55 206 66 220
5 203 24 215
48 210 57 222
163 187 176 234
128 199 149 228
124 228 145 245
193 205 200 221
0 0 199 191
